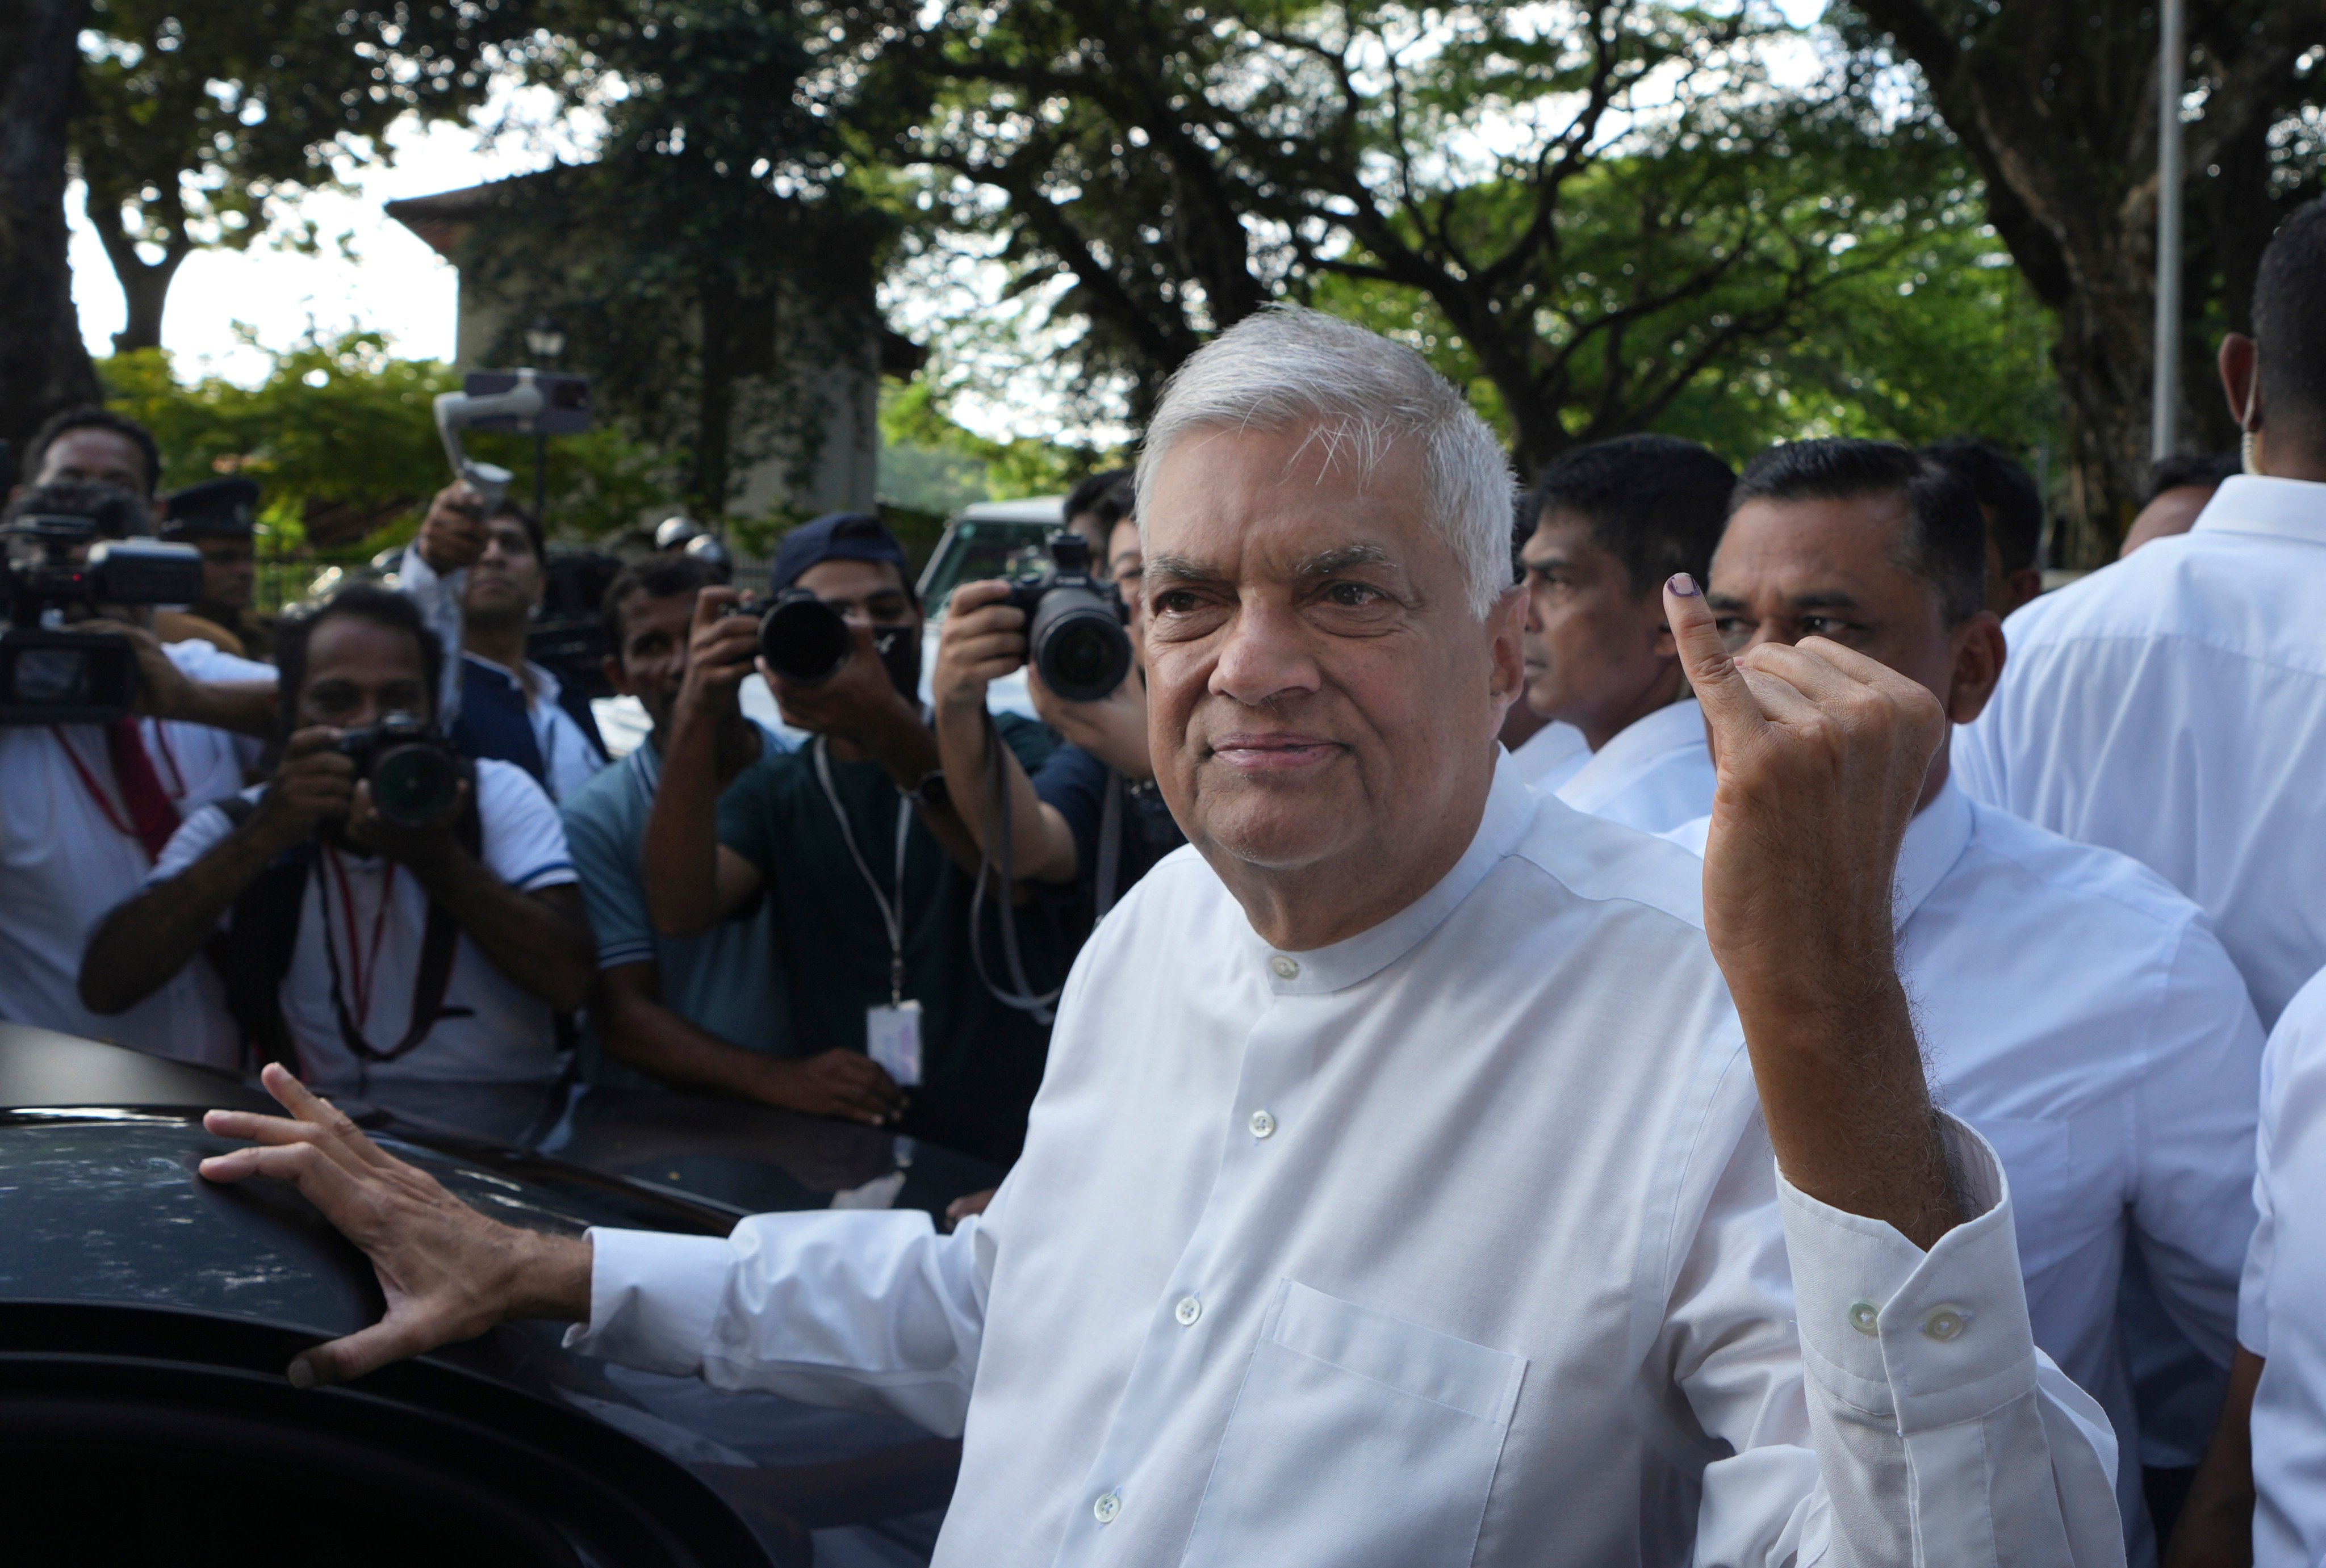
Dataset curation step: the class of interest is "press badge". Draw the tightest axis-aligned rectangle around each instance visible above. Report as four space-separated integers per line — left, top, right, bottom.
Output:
868 1000 923 1086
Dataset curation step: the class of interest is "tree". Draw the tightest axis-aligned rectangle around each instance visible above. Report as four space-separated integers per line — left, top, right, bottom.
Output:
1839 0 2324 559
822 0 1974 474
72 0 528 353
0 0 102 465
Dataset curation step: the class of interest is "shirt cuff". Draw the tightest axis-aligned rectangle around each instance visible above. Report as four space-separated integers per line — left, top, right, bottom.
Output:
1778 1113 2040 1433
562 1226 735 1375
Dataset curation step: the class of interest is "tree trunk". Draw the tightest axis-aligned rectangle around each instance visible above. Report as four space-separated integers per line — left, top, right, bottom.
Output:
0 0 100 471
84 181 191 354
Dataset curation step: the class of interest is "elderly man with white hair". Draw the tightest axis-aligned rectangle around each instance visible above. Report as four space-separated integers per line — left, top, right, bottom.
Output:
197 308 2119 1563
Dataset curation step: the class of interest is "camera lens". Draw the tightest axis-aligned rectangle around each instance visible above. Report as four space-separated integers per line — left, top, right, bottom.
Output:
1029 588 1132 703
758 593 854 684
371 744 462 827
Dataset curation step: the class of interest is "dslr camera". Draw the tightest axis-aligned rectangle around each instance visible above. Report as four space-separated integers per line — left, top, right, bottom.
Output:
742 592 918 690
0 515 205 726
1002 534 1132 702
337 711 463 828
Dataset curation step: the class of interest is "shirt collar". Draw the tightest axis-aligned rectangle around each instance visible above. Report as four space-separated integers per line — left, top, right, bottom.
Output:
2189 474 2326 545
462 649 562 707
1893 776 1974 924
1584 697 1702 774
1245 751 1539 996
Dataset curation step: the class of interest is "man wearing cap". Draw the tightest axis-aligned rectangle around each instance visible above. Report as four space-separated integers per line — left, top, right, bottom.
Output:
156 476 266 659
641 512 1065 1165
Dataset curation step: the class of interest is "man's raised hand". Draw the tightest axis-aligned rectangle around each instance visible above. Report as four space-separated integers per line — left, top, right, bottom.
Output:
1663 573 1960 1247
200 1064 591 1387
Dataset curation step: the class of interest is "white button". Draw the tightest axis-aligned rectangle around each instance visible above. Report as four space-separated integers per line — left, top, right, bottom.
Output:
1269 954 1300 980
1175 1295 1202 1326
1847 1299 1880 1337
1922 1305 1971 1343
1248 1109 1277 1139
1093 1490 1121 1524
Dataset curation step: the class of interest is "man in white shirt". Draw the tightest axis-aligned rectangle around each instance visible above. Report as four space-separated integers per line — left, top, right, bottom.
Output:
0 480 276 1068
399 488 609 803
2172 964 2326 1566
80 583 596 1093
1956 196 2326 1029
1515 434 1729 824
1686 437 2264 1561
196 308 2119 1563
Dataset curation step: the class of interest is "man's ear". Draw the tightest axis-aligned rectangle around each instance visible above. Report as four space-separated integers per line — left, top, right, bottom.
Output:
602 653 633 698
1487 584 1527 711
2220 333 2263 432
1944 611 2007 726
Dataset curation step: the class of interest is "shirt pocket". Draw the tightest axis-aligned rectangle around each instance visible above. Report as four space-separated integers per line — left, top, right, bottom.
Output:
1179 1278 1527 1568
1971 1114 2086 1273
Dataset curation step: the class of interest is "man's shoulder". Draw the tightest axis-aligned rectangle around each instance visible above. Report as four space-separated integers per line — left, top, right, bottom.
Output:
560 751 640 825
1952 801 2220 975
2006 533 2326 673
1504 791 1709 936
474 756 560 823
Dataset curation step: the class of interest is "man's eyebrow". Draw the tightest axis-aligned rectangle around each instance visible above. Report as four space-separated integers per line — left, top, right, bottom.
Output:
1293 543 1395 578
1143 552 1226 585
1786 590 1862 609
1705 592 1748 611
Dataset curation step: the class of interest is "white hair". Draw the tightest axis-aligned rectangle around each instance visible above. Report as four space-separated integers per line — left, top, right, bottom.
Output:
1133 305 1517 618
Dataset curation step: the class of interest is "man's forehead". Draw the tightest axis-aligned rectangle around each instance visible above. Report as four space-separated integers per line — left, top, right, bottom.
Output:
309 615 426 672
797 557 906 597
1720 493 1910 578
41 428 145 480
1143 422 1433 575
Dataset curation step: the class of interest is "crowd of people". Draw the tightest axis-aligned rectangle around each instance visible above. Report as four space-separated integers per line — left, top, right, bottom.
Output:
9 194 2326 1564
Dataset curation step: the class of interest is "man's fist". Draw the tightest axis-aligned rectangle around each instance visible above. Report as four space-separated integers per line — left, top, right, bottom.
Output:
756 1048 905 1126
931 580 1026 716
252 727 357 846
415 483 491 574
676 586 759 720
766 617 919 747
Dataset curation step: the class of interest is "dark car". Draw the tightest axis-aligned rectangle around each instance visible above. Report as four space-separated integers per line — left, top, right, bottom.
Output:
0 1025 1003 1567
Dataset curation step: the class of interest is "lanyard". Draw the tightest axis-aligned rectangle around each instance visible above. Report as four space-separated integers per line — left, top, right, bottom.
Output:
321 845 398 1029
53 726 139 840
813 736 913 1005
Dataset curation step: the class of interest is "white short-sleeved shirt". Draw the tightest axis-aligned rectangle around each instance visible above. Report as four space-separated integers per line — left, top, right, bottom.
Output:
1551 695 1715 833
148 757 578 1087
1956 475 2326 1026
1670 779 2262 1558
0 639 270 1067
2240 966 2326 1565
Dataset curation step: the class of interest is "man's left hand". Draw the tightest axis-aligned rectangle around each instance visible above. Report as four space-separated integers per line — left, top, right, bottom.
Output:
768 619 923 760
1666 573 1960 1247
345 777 470 878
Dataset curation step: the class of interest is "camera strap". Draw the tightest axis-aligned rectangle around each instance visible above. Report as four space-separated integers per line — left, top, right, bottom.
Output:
968 714 1062 1022
813 736 913 1005
1094 769 1124 921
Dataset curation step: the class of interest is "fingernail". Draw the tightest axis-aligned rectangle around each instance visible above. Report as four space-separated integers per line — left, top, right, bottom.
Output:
1668 573 1700 597
287 1359 316 1390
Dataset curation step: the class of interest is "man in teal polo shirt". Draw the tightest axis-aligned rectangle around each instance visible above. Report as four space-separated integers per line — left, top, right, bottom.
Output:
643 514 1062 1164
562 552 905 1124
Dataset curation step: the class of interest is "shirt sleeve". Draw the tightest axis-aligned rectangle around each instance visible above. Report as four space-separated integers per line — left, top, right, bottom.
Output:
162 639 275 686
561 790 655 971
476 760 578 891
144 798 243 886
567 1175 1010 1437
1677 1095 2123 1565
2242 970 2326 1356
397 541 468 726
1030 742 1109 881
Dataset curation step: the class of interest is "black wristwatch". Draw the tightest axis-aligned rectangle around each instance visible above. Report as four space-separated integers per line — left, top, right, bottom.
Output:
903 769 949 811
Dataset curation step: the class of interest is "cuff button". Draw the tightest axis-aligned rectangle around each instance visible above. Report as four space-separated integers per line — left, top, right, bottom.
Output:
1921 1305 1971 1343
1847 1299 1880 1336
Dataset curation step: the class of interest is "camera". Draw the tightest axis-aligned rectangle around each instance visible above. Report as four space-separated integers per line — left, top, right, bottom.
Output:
337 712 463 827
0 515 206 726
750 588 857 685
1003 534 1132 702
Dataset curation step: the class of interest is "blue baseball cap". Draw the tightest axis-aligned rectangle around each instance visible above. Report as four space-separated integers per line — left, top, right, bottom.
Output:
771 512 909 593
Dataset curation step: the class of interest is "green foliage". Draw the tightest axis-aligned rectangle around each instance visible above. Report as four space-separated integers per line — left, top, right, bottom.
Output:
98 331 670 554
878 376 1120 513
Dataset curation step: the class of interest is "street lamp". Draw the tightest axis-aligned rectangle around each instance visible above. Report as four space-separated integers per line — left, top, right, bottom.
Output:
523 316 566 519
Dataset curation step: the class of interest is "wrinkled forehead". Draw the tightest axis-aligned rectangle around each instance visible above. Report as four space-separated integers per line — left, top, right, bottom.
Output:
1140 421 1445 584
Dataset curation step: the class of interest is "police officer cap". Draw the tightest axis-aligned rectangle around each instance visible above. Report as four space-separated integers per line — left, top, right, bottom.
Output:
771 512 907 593
161 476 260 541
654 514 705 551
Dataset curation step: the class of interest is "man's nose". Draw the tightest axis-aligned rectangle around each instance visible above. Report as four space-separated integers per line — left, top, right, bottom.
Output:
1208 597 1322 706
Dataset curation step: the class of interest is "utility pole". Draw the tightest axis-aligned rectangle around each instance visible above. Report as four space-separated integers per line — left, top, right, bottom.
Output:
2152 0 2187 460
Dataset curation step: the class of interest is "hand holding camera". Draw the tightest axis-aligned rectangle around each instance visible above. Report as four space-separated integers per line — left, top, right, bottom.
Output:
251 714 465 862
249 727 359 849
414 483 491 575
767 614 922 753
676 587 762 724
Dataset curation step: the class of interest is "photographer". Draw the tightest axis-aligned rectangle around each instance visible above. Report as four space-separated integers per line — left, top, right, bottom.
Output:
0 481 275 1067
642 513 1061 1163
400 483 608 802
79 584 595 1091
932 564 1183 911
563 554 902 1125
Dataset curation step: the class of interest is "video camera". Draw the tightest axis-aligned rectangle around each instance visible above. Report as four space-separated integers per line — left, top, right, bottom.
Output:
337 711 463 828
1002 534 1132 702
0 515 204 726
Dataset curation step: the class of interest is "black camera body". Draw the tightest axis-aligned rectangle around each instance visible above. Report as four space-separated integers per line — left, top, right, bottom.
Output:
1003 534 1132 702
0 517 206 726
749 588 857 686
337 711 463 827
